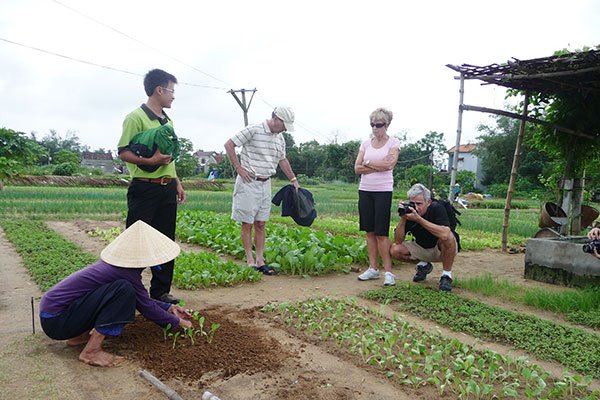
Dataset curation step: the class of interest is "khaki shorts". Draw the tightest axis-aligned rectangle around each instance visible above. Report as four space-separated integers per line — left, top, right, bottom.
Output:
403 236 457 262
231 175 272 224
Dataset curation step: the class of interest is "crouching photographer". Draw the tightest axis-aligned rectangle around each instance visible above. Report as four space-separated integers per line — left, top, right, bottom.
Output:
585 227 600 259
390 183 458 292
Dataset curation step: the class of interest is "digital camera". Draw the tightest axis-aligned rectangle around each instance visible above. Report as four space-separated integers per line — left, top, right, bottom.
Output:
398 201 416 216
582 239 600 254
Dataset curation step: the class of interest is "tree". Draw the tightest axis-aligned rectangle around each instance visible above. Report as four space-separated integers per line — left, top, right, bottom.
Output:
509 47 600 183
53 149 80 165
321 141 360 182
289 140 326 178
53 162 78 176
414 131 447 170
216 157 234 179
475 115 549 188
0 128 45 186
1 127 44 163
404 165 434 186
395 131 446 187
38 130 83 164
176 138 199 178
456 170 478 193
275 132 300 180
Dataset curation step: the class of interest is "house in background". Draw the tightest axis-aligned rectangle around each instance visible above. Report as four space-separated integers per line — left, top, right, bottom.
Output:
80 151 115 174
193 150 225 175
447 143 485 190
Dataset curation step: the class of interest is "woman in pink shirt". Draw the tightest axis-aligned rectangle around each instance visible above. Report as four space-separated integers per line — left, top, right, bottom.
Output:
354 108 401 286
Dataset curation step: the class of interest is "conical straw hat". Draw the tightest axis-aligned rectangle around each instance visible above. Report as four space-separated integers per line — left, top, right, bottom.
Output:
100 220 180 268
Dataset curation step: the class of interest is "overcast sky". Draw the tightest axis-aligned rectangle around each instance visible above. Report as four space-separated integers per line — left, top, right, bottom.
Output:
1 0 599 156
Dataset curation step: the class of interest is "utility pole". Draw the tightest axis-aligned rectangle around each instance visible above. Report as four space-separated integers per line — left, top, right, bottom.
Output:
228 88 257 127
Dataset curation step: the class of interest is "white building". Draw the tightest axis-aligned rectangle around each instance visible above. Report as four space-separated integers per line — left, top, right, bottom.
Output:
193 150 225 175
447 143 485 190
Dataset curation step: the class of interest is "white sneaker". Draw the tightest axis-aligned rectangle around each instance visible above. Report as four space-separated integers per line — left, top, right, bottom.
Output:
358 267 380 281
384 271 396 286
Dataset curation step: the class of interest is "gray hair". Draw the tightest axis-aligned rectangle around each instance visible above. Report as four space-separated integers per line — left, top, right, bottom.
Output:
369 107 393 126
407 183 431 201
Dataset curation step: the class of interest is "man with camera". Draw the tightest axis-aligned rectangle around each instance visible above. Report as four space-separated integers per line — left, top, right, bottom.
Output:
390 183 458 292
586 227 600 259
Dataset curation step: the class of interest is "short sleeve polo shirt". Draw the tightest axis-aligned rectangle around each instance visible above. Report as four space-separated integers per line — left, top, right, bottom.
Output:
118 104 177 179
231 121 286 178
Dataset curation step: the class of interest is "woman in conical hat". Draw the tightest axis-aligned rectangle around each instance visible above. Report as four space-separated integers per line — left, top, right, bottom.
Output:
39 221 192 367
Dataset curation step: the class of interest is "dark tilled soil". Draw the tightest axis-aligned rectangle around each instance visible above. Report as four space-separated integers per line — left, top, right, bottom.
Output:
109 308 291 385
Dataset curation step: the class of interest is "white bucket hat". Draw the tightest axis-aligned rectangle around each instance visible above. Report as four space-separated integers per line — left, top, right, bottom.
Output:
100 220 180 268
274 106 295 132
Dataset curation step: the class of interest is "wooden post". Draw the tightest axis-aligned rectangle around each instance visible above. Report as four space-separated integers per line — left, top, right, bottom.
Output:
571 178 583 234
501 92 529 252
449 73 465 202
561 179 574 235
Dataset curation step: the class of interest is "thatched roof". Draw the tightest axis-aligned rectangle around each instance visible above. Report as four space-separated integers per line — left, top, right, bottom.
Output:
447 49 600 96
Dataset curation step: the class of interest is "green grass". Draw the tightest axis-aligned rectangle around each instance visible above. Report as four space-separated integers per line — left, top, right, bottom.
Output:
0 219 96 291
454 274 600 329
363 284 600 378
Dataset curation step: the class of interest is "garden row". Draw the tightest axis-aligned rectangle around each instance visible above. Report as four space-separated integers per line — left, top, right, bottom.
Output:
176 210 368 275
455 274 600 329
1 219 260 290
263 297 599 399
363 285 600 378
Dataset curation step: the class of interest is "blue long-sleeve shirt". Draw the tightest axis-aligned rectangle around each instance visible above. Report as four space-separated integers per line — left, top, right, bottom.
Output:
39 260 179 328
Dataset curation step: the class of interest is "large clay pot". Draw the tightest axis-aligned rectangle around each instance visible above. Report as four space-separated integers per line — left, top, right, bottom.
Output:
580 205 599 228
539 202 568 228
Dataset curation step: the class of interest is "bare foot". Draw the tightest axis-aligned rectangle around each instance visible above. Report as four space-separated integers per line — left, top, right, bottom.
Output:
66 331 91 346
79 349 124 367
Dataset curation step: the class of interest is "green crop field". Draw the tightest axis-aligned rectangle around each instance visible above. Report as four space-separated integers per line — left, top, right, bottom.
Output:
1 180 599 398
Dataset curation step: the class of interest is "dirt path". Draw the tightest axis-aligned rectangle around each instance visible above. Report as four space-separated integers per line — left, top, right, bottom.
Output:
1 220 598 399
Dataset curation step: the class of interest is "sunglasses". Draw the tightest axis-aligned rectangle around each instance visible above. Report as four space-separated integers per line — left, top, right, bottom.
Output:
370 122 386 128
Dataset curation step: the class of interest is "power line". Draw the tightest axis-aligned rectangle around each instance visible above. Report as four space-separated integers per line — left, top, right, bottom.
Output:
0 37 227 90
0 37 141 77
257 94 336 144
52 0 233 88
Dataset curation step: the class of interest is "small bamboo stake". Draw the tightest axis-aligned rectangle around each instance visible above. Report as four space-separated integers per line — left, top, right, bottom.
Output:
31 296 35 334
501 92 529 252
138 369 184 400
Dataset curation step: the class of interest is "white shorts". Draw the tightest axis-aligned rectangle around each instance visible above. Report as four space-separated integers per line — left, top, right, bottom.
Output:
231 175 272 224
403 236 457 262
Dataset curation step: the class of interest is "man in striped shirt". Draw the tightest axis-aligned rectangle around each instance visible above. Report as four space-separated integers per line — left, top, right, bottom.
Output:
224 107 300 275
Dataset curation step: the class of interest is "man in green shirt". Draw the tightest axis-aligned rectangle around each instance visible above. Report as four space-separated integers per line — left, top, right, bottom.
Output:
117 69 185 304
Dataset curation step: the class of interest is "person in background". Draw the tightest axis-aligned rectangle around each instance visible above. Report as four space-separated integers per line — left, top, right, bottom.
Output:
390 183 458 292
224 107 300 275
454 183 461 199
117 68 185 304
354 107 400 286
586 227 600 259
39 221 192 367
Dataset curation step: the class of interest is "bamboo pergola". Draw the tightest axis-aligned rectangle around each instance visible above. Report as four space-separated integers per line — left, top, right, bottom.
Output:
446 49 600 252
